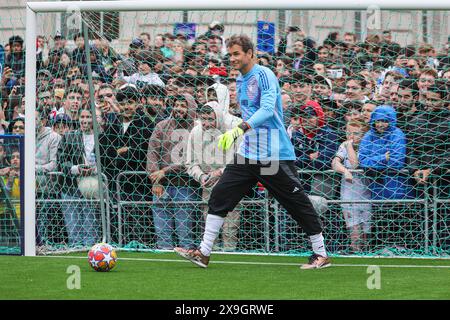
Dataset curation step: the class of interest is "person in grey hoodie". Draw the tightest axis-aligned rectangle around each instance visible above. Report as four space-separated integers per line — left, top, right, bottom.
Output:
35 110 61 247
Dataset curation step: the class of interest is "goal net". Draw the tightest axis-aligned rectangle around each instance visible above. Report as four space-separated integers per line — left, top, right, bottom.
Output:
2 1 449 257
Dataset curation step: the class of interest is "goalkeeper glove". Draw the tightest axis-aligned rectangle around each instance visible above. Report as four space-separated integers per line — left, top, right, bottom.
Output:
217 122 251 151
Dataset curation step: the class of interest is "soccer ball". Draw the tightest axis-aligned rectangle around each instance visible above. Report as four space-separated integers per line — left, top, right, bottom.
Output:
88 243 118 272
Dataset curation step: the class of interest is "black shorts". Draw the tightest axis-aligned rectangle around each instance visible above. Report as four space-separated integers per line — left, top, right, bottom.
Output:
208 154 323 236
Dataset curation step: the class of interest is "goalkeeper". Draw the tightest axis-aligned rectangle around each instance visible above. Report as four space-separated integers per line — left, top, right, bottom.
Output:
175 34 330 269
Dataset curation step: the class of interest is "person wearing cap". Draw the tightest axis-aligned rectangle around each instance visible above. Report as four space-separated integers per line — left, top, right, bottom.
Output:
115 37 145 78
106 83 154 170
100 84 155 210
208 21 227 57
121 50 165 89
289 100 339 199
312 74 333 101
37 69 54 89
52 32 67 52
52 113 72 136
290 71 313 106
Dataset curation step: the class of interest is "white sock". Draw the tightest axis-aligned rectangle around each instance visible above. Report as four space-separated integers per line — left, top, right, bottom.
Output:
200 214 225 257
310 233 327 257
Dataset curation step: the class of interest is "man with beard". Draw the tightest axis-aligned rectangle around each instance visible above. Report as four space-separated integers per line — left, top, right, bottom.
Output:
140 84 168 123
147 94 200 250
395 79 419 133
410 82 450 250
409 82 449 195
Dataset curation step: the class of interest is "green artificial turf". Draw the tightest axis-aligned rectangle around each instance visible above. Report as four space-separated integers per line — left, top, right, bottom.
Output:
0 252 449 300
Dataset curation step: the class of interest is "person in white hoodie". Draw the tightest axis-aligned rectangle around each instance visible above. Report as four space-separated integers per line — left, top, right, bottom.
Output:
205 81 230 110
186 101 242 251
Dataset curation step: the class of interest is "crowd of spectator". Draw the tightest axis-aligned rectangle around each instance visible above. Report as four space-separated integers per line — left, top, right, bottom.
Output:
0 21 449 253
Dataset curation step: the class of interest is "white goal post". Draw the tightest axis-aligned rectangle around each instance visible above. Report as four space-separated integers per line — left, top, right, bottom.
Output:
24 0 450 256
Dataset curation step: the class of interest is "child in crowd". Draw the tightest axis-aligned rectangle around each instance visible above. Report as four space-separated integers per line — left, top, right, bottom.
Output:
332 120 371 252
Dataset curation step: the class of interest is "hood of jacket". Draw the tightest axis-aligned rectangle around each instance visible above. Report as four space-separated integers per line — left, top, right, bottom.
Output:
370 104 397 132
206 82 230 110
299 100 325 139
185 101 241 181
37 126 54 140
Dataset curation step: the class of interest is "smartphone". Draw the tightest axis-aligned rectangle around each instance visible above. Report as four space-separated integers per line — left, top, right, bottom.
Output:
327 69 343 79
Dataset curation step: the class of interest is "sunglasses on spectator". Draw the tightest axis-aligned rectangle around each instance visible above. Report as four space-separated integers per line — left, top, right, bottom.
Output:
14 125 25 130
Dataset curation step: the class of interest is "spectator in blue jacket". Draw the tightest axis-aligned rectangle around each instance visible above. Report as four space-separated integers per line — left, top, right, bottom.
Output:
359 104 409 199
289 100 339 198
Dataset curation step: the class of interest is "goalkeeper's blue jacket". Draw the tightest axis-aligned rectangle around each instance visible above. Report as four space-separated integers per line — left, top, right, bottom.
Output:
236 64 296 161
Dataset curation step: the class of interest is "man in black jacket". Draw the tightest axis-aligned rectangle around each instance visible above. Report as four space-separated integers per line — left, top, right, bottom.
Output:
102 84 155 244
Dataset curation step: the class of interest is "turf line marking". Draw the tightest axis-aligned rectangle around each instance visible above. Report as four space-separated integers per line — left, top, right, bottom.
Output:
36 255 450 269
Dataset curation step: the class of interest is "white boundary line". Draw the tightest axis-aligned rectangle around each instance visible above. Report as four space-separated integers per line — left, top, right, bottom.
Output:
119 249 450 260
36 255 450 269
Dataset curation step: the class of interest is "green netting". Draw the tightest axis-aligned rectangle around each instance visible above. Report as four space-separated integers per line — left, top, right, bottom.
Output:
0 136 23 255
0 8 449 258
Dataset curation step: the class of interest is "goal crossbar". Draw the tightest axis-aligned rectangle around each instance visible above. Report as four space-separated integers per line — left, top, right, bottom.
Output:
26 0 450 12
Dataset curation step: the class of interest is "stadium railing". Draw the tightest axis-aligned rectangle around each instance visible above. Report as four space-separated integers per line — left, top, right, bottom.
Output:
30 168 449 257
